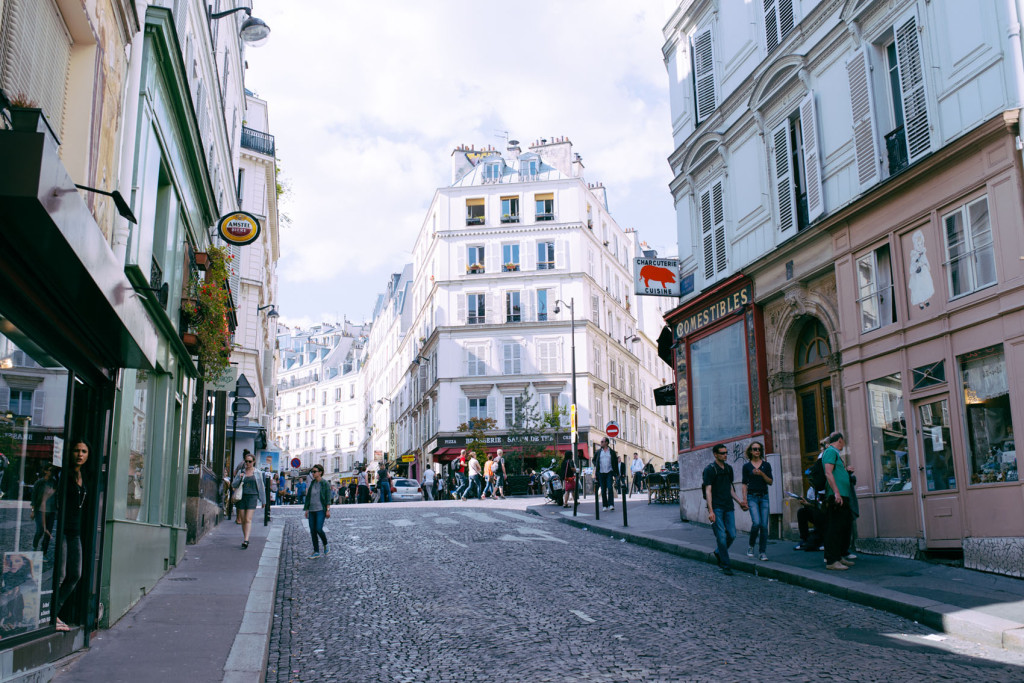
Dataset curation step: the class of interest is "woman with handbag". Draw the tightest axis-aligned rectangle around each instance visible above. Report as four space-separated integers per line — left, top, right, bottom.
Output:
231 451 265 549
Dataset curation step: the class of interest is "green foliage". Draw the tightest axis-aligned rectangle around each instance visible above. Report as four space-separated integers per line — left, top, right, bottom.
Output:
457 417 496 466
182 246 233 382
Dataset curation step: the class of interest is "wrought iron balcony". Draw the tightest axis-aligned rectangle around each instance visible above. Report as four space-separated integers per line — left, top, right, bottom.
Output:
241 126 275 156
885 126 908 176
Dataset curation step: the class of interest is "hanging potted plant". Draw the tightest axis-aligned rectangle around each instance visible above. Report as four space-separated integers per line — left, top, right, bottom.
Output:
181 246 233 381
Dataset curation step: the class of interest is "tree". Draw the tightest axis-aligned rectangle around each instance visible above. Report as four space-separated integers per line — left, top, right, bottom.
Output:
504 388 547 475
457 417 497 469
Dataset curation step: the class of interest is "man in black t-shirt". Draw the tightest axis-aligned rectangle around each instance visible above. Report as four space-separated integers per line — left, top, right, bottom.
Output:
702 444 747 575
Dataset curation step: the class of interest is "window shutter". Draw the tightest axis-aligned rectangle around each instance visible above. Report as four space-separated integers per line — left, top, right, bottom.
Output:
555 240 566 270
458 397 468 425
32 390 44 424
521 241 531 270
486 397 496 422
712 180 727 275
0 386 9 412
0 0 71 139
486 291 498 323
764 0 780 52
524 290 535 322
514 344 522 374
700 188 714 280
895 15 931 162
456 293 466 325
456 247 465 275
799 91 825 222
485 242 497 273
691 27 716 123
846 48 881 187
772 121 797 234
463 345 470 374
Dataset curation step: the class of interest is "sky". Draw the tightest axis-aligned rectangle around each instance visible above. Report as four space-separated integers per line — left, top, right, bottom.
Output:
245 0 679 329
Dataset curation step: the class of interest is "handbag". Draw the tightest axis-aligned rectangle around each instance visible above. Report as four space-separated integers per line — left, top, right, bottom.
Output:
232 484 244 502
390 484 397 493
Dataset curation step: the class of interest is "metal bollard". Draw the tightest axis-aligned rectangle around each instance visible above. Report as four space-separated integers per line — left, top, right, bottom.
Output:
622 478 628 527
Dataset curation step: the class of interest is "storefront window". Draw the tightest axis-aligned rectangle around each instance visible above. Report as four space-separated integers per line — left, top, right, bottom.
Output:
0 327 69 641
127 369 151 521
867 374 910 492
690 321 750 445
960 345 1017 484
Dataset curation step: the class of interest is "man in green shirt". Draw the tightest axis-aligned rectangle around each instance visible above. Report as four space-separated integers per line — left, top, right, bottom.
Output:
823 432 855 570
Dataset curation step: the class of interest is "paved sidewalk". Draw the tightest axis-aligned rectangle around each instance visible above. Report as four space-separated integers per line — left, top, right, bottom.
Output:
52 516 283 683
529 494 1024 652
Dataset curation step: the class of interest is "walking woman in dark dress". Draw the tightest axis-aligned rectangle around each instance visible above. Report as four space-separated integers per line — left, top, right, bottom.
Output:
55 440 90 632
231 451 266 549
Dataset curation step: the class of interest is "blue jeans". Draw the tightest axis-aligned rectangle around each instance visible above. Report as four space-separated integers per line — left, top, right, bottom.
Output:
747 492 769 554
712 508 736 568
378 482 391 503
464 475 483 499
307 509 327 552
454 473 468 499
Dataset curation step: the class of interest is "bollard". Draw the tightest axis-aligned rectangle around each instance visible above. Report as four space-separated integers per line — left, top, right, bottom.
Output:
622 479 628 527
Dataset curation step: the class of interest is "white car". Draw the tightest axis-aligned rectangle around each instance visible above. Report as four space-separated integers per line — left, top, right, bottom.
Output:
391 478 422 502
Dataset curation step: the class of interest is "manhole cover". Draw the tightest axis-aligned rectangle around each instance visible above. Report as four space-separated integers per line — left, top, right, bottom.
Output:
169 577 197 581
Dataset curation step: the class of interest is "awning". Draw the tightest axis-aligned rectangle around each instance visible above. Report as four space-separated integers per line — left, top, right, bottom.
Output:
0 128 157 372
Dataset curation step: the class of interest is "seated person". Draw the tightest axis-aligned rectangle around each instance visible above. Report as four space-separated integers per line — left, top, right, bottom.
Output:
793 486 826 551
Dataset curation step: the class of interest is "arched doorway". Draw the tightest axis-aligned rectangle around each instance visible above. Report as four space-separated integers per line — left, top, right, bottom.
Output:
793 318 835 491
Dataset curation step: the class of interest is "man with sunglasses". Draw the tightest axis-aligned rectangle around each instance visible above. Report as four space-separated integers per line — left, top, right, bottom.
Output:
594 437 619 511
702 444 747 575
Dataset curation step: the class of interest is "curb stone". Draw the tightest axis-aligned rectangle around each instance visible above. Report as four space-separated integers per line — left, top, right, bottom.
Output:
223 525 283 682
530 507 1024 652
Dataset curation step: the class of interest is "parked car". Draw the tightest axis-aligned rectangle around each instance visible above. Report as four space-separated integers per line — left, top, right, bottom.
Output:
391 478 422 502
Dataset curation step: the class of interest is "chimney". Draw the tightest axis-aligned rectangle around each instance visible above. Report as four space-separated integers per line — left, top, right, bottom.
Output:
507 139 521 160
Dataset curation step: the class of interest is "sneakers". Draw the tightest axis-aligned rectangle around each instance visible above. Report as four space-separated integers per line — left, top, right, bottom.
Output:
759 553 769 561
309 551 321 559
844 553 858 560
826 561 849 571
323 544 330 555
609 506 615 511
840 557 855 566
793 543 804 551
746 547 755 557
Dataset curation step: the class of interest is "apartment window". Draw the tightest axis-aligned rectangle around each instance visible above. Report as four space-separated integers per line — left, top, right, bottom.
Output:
593 343 602 380
944 197 995 298
334 388 341 402
483 159 502 182
536 289 549 321
772 93 824 232
856 244 896 333
537 339 560 373
286 415 291 429
469 397 488 420
535 193 554 221
520 155 539 178
322 391 327 405
284 435 290 449
466 198 485 225
334 434 341 449
867 374 910 493
591 295 600 325
537 241 555 270
504 395 520 426
466 245 485 274
321 435 326 450
334 410 341 426
502 244 520 272
467 293 486 324
691 26 716 124
609 357 618 388
467 344 487 376
698 179 727 282
236 168 245 204
7 389 32 417
349 429 355 445
505 291 521 323
349 384 355 399
595 393 604 426
502 342 522 375
763 0 795 53
501 196 519 223
960 345 1016 484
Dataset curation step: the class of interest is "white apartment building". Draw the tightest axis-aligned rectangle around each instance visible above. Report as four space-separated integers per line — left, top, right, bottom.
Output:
369 137 676 478
662 0 1024 574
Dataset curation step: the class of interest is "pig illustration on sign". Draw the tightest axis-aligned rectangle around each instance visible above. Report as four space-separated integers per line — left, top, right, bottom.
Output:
639 264 677 289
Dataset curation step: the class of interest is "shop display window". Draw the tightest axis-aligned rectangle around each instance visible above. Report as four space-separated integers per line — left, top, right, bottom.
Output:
960 345 1018 484
867 373 910 493
690 320 750 445
0 327 69 641
127 370 151 521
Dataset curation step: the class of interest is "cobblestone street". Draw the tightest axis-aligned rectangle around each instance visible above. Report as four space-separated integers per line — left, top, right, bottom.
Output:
268 502 1024 682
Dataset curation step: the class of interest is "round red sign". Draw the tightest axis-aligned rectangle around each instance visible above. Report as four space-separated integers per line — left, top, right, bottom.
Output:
290 457 301 468
606 422 619 438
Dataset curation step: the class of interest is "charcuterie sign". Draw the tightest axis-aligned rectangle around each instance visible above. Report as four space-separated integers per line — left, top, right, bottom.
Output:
634 257 681 297
217 211 261 246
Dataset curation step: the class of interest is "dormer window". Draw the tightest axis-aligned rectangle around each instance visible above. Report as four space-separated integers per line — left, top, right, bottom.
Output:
483 158 503 183
519 153 540 180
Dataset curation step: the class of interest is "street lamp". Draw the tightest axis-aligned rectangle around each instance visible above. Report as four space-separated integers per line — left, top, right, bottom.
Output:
257 303 279 318
208 4 272 47
554 298 590 519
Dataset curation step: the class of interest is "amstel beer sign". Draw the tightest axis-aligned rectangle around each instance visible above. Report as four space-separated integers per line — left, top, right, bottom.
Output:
217 211 261 246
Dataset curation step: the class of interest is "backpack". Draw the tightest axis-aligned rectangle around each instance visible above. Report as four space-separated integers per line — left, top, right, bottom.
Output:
809 458 826 498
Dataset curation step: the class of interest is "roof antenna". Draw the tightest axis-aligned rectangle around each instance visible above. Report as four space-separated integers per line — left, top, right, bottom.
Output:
494 129 509 144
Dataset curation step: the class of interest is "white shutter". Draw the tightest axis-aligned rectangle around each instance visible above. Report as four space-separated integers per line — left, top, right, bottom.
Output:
712 180 726 275
485 242 497 273
0 0 71 138
486 291 498 323
772 121 797 235
520 241 530 270
555 240 566 270
524 290 535 322
486 396 496 422
514 344 522 374
456 293 466 325
846 48 881 187
32 390 45 424
700 188 714 280
0 386 9 412
462 345 470 375
895 14 931 162
799 91 825 222
458 397 468 425
456 247 466 276
691 27 716 123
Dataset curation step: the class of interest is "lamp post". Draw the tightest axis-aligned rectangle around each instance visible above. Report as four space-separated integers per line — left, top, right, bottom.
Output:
207 4 272 46
554 298 588 519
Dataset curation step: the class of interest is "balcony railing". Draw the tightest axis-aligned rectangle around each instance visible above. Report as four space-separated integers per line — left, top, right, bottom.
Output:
241 126 275 156
885 126 908 176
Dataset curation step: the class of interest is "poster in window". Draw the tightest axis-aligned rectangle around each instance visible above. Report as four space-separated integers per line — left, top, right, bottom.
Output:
0 551 43 637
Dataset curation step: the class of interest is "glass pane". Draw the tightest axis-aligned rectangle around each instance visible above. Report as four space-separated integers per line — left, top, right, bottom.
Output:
0 328 69 640
127 369 150 521
800 392 819 453
919 399 956 491
945 211 970 296
968 198 996 288
691 320 750 444
867 373 910 492
961 346 1017 484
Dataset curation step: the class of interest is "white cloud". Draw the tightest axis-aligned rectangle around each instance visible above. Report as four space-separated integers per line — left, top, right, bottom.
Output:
246 0 677 320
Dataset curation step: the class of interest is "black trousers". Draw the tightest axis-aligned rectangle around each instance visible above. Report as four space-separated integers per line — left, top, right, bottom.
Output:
824 497 852 564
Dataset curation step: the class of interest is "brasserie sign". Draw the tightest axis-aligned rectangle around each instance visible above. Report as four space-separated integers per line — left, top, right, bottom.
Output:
429 431 588 452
